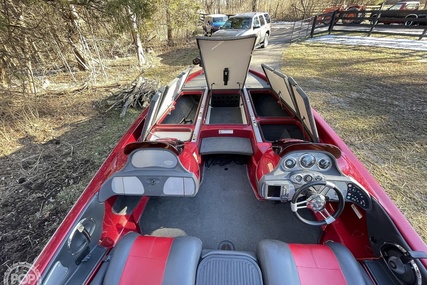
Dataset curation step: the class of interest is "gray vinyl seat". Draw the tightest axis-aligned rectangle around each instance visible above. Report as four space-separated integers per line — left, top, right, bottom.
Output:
257 240 374 285
98 232 202 285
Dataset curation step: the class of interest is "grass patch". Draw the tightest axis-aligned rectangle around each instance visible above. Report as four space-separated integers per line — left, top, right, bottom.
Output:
282 42 427 241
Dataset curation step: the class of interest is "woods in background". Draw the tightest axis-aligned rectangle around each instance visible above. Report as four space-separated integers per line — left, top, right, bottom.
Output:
0 0 382 97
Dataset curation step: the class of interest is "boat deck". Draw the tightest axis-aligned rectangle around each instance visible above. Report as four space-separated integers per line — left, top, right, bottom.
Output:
139 156 321 251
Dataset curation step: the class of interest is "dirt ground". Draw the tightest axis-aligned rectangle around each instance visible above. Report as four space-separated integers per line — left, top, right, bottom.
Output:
0 87 138 278
0 47 200 278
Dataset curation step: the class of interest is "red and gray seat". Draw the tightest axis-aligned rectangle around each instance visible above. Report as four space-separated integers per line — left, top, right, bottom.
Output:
94 233 373 285
257 240 374 285
101 233 202 285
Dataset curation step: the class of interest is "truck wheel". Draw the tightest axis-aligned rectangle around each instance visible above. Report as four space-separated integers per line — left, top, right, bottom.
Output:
405 15 417 26
261 34 269 48
370 14 379 25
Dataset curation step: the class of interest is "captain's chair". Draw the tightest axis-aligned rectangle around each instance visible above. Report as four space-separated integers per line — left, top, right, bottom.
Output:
257 240 374 285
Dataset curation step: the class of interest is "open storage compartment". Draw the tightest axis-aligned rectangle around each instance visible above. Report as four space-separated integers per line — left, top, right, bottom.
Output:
250 91 291 118
206 91 247 124
147 127 193 141
259 120 304 142
159 93 201 125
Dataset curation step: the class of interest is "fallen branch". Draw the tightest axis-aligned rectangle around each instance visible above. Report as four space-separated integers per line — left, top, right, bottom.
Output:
106 74 158 117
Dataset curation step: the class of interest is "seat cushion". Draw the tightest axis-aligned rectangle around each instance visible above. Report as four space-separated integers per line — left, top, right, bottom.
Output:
104 233 202 285
257 240 373 285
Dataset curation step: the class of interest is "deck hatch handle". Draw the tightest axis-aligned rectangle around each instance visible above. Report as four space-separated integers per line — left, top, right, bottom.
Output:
223 68 229 85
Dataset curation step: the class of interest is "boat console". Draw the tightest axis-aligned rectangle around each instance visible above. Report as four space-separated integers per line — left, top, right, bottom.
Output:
259 149 372 211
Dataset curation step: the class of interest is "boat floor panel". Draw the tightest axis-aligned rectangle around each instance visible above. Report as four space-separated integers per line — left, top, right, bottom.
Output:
139 161 321 252
196 252 263 285
209 107 243 124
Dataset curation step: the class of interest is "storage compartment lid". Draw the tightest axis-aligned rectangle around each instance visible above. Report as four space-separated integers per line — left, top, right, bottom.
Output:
196 35 256 90
262 64 319 143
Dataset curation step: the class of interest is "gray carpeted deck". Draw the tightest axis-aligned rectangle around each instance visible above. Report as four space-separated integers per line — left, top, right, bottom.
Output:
139 158 321 252
209 107 243 124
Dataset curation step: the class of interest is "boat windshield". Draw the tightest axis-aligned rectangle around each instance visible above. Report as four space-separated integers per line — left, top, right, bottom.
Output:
222 17 252 29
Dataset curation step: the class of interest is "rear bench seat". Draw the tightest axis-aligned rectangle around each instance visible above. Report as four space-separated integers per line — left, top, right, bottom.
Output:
92 233 264 285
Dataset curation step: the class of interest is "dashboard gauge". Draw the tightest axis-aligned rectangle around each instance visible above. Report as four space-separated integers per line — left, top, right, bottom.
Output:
318 158 331 170
294 174 303 183
283 158 297 169
315 175 323 181
304 174 313 182
300 154 316 168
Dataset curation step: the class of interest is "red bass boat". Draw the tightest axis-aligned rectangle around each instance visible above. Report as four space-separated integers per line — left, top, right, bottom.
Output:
29 35 427 285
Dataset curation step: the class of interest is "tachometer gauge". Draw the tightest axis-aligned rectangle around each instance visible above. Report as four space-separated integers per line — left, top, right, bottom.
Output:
318 158 331 170
300 154 316 168
283 158 297 169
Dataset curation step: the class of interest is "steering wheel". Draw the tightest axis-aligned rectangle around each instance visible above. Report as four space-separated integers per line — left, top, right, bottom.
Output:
290 181 345 226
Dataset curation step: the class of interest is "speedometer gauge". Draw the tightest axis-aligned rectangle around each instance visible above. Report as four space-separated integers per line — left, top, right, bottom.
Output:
300 154 316 168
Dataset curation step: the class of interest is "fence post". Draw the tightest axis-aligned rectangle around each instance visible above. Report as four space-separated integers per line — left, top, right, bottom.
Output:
419 27 427 40
328 11 337 34
367 12 380 37
310 16 317 38
290 22 296 43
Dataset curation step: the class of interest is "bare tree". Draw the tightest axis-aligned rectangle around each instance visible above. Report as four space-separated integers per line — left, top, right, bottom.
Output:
127 6 146 67
67 5 89 71
252 0 259 12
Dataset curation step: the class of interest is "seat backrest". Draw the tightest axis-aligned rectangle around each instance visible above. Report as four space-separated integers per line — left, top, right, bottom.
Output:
102 233 202 285
99 148 199 202
257 240 374 285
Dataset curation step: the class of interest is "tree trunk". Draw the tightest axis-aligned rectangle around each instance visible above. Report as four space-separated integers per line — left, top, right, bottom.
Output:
17 14 37 95
31 41 44 65
127 6 146 68
68 4 89 71
252 0 258 12
0 59 7 87
71 43 89 71
166 8 174 46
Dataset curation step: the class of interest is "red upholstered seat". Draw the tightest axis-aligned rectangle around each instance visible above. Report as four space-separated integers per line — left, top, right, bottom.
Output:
102 233 202 285
257 240 374 285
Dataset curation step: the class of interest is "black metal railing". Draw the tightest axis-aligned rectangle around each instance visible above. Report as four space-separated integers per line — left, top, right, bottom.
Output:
290 9 427 42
